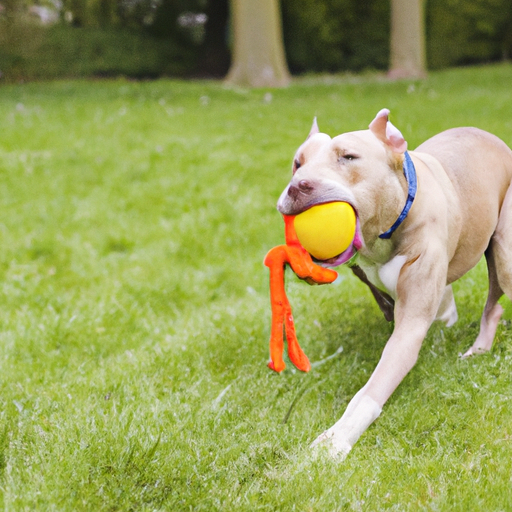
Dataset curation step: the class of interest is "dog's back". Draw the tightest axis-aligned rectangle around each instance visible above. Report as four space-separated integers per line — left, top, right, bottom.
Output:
415 128 512 279
416 127 512 204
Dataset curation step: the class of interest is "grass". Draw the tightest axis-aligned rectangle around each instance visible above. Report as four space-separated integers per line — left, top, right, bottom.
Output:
0 63 512 511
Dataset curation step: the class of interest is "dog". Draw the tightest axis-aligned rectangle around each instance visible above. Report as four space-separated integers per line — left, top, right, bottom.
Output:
276 109 512 458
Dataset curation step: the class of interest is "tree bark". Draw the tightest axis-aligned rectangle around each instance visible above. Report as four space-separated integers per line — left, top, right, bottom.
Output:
388 0 427 79
225 0 291 88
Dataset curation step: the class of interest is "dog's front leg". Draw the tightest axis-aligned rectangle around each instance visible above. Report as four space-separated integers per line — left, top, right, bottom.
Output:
311 255 447 459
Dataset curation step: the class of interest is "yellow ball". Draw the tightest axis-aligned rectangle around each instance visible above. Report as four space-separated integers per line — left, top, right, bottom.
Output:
294 202 356 260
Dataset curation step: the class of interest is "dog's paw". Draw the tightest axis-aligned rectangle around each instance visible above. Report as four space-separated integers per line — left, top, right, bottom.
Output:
460 345 489 359
310 395 381 460
310 429 352 460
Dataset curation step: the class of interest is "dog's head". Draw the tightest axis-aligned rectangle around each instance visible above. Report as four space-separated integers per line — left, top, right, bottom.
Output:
277 109 409 263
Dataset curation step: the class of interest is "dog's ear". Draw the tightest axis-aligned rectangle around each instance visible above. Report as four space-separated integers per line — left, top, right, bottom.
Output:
307 117 320 140
369 109 407 154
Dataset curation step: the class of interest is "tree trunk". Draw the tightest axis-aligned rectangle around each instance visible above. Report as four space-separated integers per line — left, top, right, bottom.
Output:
225 0 291 88
388 0 427 79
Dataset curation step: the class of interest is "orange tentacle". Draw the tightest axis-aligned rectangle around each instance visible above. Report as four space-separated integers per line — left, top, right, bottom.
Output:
283 303 310 372
264 245 288 372
264 214 338 373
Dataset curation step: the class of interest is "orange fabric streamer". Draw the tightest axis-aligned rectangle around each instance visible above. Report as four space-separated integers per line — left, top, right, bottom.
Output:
264 215 338 373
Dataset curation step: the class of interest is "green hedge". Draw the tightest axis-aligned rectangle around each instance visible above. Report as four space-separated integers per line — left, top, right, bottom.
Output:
281 0 390 73
426 0 512 69
0 23 196 82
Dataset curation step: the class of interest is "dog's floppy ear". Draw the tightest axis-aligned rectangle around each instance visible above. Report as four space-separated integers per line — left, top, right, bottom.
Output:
307 117 320 140
369 109 407 154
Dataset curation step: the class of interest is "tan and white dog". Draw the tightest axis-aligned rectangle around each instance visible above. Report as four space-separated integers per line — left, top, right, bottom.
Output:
277 109 512 458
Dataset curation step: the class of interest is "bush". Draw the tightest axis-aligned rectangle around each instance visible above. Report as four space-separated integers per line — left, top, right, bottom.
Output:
427 0 512 68
281 0 390 74
0 22 195 82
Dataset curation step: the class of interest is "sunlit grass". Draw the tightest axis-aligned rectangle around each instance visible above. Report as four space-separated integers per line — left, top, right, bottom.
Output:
1 64 512 511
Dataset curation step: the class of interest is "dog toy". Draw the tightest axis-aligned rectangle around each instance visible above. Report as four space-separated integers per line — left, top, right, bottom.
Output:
264 202 356 372
294 202 356 260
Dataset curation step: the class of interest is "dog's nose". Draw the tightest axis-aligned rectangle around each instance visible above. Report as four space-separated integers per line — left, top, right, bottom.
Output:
287 180 314 200
298 180 314 193
287 184 300 200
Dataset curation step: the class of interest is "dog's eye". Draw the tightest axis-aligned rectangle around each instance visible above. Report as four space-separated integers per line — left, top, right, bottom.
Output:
293 159 301 173
338 153 359 164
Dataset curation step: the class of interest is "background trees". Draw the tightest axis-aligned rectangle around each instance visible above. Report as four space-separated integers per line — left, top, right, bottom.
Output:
0 0 511 83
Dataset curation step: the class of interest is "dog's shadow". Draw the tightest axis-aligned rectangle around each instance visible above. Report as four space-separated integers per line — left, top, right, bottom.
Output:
287 270 392 361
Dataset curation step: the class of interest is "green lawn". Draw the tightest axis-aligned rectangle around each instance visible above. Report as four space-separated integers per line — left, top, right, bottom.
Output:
1 64 512 511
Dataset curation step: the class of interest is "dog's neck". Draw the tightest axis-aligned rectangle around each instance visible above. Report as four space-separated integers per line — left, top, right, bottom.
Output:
378 151 417 239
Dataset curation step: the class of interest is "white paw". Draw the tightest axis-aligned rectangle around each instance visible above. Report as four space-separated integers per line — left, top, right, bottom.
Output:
309 395 382 460
310 429 352 459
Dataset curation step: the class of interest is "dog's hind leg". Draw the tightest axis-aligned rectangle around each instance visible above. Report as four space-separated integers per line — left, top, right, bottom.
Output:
462 244 504 358
492 184 512 319
462 184 512 357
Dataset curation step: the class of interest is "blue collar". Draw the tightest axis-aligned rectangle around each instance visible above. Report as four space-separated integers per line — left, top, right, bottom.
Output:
379 151 417 239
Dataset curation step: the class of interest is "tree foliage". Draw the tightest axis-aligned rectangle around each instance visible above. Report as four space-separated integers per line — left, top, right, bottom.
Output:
427 0 512 68
281 0 390 73
1 0 511 82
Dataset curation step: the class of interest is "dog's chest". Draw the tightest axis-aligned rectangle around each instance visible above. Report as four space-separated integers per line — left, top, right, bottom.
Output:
357 255 407 299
